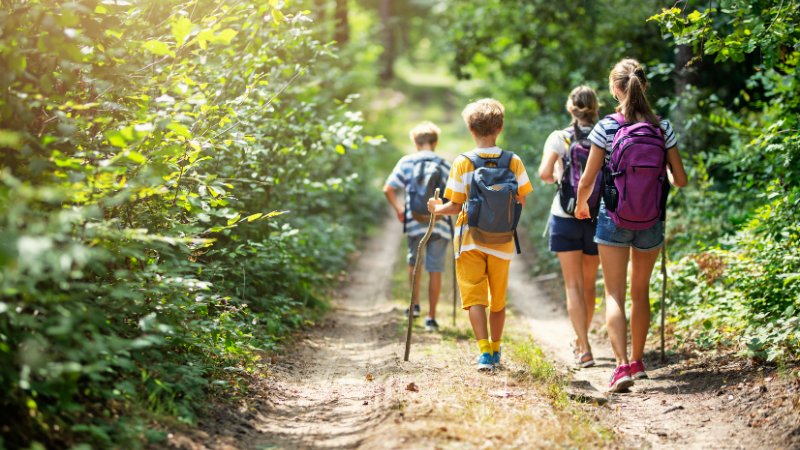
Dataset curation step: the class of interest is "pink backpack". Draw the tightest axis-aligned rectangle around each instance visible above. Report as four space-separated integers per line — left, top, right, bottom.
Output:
602 113 668 230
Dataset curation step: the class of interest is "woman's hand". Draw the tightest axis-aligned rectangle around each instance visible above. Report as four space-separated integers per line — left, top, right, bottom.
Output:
427 197 443 215
574 201 591 220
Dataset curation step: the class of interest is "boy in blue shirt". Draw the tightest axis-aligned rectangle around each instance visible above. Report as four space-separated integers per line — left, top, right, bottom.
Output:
384 122 451 331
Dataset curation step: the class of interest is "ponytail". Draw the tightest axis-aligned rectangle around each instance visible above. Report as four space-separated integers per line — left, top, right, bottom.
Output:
609 59 659 125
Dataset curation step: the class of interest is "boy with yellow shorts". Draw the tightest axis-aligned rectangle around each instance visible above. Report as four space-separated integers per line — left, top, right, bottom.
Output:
428 98 533 370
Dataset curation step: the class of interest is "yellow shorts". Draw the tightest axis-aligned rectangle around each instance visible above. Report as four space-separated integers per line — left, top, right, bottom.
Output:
456 250 510 312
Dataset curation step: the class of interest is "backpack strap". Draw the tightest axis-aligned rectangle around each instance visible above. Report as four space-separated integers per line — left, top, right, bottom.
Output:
403 203 407 233
607 112 626 126
496 150 514 168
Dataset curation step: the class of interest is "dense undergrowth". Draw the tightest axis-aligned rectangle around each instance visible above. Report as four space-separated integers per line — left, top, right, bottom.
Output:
0 0 388 448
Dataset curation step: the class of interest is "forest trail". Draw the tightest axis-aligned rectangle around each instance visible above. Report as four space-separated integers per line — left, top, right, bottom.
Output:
169 215 610 449
170 215 406 449
167 215 799 450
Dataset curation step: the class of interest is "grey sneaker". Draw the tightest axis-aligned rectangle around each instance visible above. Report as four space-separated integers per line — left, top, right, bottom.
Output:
404 304 421 318
425 318 439 331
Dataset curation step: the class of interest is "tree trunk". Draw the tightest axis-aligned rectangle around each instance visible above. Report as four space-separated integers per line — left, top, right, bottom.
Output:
379 0 395 81
334 0 348 45
673 44 698 152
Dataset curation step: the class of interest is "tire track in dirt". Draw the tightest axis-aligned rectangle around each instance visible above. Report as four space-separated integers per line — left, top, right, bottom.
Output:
507 239 792 450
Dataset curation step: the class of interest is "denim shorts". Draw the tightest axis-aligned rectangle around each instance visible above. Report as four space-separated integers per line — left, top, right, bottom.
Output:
548 215 598 255
594 204 664 251
407 234 449 272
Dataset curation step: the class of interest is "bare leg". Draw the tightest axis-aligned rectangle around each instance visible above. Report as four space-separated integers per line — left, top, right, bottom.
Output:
489 308 505 343
468 305 489 341
582 254 600 336
630 247 660 361
557 251 590 355
598 244 631 366
428 271 442 319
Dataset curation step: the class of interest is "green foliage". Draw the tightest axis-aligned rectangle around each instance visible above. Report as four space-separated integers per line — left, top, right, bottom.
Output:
664 186 800 361
0 0 386 447
648 1 800 362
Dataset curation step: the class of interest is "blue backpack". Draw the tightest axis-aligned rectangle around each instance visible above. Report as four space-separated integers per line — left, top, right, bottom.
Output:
405 156 449 231
462 150 522 254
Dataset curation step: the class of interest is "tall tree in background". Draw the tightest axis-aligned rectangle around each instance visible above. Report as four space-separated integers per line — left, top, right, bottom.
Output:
379 0 395 81
335 0 349 44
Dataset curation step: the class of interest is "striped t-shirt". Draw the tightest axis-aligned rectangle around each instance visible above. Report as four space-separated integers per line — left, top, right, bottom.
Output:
385 150 453 240
589 116 678 155
444 147 533 260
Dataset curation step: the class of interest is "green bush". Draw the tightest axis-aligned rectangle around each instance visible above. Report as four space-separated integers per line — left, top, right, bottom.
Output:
0 0 386 447
664 186 800 361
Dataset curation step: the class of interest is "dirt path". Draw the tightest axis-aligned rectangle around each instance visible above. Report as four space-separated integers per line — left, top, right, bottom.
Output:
507 241 799 449
169 215 613 449
169 215 405 449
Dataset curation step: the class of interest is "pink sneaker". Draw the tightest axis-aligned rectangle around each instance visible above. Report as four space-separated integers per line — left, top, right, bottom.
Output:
630 360 649 380
608 364 634 393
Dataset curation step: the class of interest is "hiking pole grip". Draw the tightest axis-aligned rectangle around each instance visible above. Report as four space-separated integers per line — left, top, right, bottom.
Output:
404 188 440 362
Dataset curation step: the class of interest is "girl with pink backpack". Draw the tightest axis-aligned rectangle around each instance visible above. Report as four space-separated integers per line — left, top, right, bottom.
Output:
537 86 602 369
574 59 688 393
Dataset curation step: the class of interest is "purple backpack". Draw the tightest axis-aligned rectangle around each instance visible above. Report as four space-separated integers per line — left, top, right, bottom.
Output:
558 125 602 218
603 113 668 230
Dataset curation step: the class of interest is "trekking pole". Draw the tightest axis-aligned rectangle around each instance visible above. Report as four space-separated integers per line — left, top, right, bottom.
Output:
450 220 458 327
404 188 440 362
660 236 667 363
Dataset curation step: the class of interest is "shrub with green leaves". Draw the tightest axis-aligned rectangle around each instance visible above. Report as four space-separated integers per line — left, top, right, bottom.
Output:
649 2 800 362
0 0 385 447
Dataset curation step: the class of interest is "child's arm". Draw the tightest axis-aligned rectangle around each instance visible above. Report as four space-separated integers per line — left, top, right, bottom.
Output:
666 146 688 188
427 198 461 216
382 184 405 222
538 150 560 184
574 144 605 219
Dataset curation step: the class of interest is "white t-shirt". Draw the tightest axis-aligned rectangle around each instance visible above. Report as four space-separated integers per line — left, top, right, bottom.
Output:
542 126 593 218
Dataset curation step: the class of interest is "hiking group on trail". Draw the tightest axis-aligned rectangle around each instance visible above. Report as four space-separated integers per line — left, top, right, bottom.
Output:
383 58 688 393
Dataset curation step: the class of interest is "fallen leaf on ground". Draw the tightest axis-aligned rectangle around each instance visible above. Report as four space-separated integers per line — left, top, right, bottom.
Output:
488 389 523 398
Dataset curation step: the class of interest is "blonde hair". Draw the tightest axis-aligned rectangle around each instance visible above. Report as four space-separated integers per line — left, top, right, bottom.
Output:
461 98 504 137
409 121 441 147
609 58 659 125
565 85 599 125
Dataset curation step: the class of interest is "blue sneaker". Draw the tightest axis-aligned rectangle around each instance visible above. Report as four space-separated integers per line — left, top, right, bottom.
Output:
492 347 501 367
477 352 494 371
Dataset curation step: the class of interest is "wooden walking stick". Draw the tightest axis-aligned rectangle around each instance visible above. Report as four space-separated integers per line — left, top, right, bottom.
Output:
660 237 667 363
404 188 440 362
450 219 458 327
